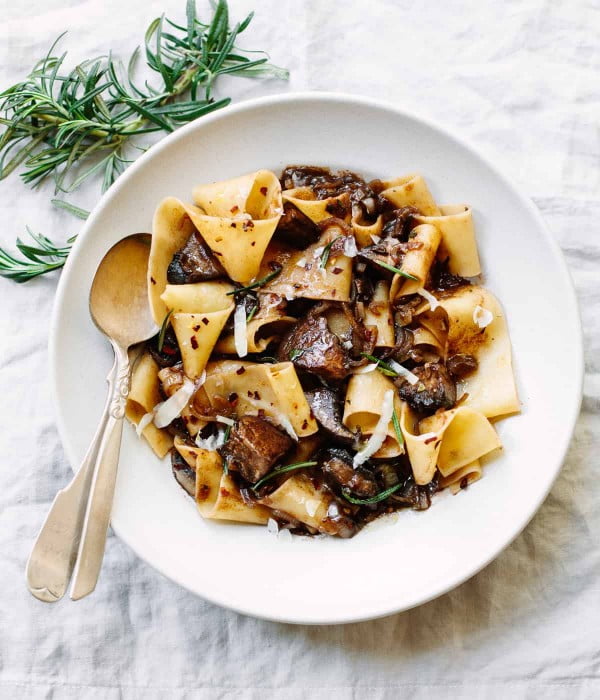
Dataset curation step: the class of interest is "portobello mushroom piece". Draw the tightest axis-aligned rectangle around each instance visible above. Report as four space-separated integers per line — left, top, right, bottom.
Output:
396 361 457 413
447 353 478 379
147 325 182 368
166 230 225 284
277 312 351 381
380 206 418 240
429 257 471 294
305 387 355 446
321 448 378 497
275 201 320 248
171 448 195 497
220 416 293 484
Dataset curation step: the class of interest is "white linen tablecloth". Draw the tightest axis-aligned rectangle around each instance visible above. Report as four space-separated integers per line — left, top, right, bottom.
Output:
1 1 599 697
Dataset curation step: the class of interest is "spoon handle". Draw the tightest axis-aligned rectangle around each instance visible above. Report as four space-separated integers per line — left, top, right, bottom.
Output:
70 343 130 601
25 358 118 602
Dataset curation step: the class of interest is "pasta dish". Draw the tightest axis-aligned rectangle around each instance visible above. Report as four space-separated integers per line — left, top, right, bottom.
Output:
125 166 520 538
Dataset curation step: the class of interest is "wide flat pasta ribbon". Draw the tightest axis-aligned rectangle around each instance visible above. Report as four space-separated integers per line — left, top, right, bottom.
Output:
380 174 441 216
343 371 404 458
125 353 173 457
390 223 442 299
282 187 351 223
400 402 500 485
414 204 481 277
189 170 283 284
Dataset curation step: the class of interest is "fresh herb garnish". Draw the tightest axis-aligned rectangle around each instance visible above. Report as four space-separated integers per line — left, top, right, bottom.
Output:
319 236 341 269
0 228 75 282
246 303 258 323
360 352 399 378
0 0 288 282
391 407 404 447
226 265 282 295
252 460 318 490
289 348 305 361
157 309 172 352
373 259 419 281
341 483 403 505
51 199 90 220
255 355 278 363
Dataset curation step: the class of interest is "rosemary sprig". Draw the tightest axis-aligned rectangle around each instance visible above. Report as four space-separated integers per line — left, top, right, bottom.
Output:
157 310 172 351
252 460 318 490
373 259 419 282
0 228 75 282
360 352 400 378
226 265 282 295
289 348 305 361
51 199 90 220
342 483 403 505
319 236 341 269
0 0 288 283
391 407 404 447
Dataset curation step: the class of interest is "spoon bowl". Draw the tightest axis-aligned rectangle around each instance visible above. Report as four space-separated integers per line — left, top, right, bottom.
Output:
90 233 157 347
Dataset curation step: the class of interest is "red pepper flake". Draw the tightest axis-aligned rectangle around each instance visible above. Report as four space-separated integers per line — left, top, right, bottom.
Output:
251 241 256 246
230 222 237 228
150 276 156 285
192 325 200 332
236 366 246 375
189 416 198 424
190 336 199 349
254 391 261 400
197 484 210 500
301 419 308 430
257 408 266 418
214 251 223 256
309 409 315 420
201 317 209 325
220 488 231 497
332 267 342 275
247 390 253 397
230 205 239 214
242 220 255 231
460 477 469 490
331 290 337 297
228 392 239 406
260 186 268 196
424 435 437 445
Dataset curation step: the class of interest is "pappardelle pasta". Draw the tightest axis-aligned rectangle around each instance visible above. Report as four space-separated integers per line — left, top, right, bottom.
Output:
128 166 519 538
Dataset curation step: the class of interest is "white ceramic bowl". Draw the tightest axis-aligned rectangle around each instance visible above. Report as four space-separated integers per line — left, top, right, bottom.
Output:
50 93 583 624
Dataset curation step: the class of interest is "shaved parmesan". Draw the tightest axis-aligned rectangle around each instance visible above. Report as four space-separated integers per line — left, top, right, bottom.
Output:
278 527 293 541
418 288 439 311
267 518 279 535
153 371 206 429
353 389 394 468
296 258 307 268
343 236 358 257
473 304 493 329
233 303 248 358
353 362 378 374
305 499 320 518
136 411 155 437
370 234 381 244
313 246 324 259
195 425 227 451
216 415 234 426
153 377 195 429
342 339 353 350
388 359 419 385
245 396 298 441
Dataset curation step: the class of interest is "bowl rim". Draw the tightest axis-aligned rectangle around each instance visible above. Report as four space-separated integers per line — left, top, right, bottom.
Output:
49 91 584 624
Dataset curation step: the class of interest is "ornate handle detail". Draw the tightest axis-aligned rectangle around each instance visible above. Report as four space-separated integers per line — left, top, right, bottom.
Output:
109 357 130 419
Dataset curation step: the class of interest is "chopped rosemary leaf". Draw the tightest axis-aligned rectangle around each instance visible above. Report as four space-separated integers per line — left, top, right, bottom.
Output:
51 199 90 220
342 483 403 505
359 352 399 378
392 407 404 447
252 460 318 490
157 309 172 352
246 304 258 323
226 265 282 295
0 227 75 282
289 348 305 361
320 235 341 269
373 259 419 281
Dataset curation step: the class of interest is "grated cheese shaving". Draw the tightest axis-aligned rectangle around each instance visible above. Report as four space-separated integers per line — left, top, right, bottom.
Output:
233 303 248 358
388 359 419 385
417 288 439 311
353 390 394 468
473 304 493 329
343 236 358 257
